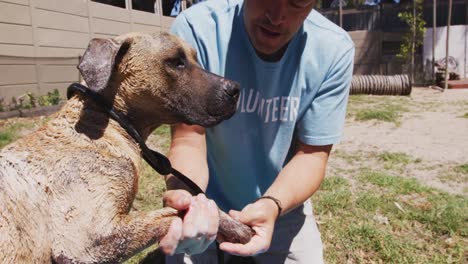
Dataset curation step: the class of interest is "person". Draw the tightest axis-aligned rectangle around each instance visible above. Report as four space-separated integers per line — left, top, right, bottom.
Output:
158 0 355 263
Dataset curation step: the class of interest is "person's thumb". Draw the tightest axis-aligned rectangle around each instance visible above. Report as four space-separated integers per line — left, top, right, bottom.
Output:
228 209 242 221
163 190 192 210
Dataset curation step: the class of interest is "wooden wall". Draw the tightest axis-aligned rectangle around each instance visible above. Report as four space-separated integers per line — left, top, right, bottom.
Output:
0 0 174 101
349 30 404 75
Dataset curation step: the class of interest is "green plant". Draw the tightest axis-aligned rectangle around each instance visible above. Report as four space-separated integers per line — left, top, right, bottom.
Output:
397 0 426 63
27 92 37 108
38 89 61 106
455 163 468 174
3 90 62 112
9 96 30 111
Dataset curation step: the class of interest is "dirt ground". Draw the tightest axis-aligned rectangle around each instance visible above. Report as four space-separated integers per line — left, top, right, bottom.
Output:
329 87 468 195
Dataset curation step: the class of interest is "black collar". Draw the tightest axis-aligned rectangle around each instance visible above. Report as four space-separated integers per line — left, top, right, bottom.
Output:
67 83 204 195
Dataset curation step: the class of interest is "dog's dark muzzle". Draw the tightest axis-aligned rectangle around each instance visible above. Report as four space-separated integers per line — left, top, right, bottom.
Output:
197 70 240 122
221 78 240 102
175 65 240 127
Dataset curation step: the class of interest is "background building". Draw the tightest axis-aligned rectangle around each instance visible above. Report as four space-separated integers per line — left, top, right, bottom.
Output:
0 0 466 103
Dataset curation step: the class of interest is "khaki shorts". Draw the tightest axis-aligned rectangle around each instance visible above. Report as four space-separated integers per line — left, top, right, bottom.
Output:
166 200 324 264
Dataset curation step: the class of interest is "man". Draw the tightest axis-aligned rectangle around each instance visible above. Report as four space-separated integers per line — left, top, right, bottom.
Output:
159 0 354 263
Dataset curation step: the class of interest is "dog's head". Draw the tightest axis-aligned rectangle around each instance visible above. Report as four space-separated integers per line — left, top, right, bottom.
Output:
78 32 239 129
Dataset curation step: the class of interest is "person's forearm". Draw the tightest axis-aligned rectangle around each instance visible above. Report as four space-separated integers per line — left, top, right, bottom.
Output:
166 124 209 191
264 144 332 216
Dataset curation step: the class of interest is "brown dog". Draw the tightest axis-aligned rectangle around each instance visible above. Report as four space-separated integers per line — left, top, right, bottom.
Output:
0 32 240 263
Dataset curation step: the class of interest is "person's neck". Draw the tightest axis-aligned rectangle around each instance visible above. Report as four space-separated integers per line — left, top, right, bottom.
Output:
255 43 289 62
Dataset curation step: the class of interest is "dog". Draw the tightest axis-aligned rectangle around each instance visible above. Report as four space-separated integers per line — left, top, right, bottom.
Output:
0 32 240 263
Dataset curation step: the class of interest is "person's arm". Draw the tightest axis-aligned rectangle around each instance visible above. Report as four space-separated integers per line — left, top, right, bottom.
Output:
159 124 219 256
166 124 209 191
220 142 331 256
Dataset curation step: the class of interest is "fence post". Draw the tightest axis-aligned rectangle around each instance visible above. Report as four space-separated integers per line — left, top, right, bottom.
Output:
339 0 342 28
432 0 436 84
444 0 452 91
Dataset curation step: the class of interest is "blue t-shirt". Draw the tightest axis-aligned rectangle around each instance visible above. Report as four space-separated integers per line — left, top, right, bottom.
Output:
171 0 354 212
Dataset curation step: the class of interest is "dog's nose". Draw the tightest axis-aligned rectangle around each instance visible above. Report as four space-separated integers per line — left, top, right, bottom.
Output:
223 80 240 101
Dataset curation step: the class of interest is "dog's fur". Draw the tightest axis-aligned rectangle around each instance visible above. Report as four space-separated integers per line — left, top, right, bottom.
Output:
0 32 239 263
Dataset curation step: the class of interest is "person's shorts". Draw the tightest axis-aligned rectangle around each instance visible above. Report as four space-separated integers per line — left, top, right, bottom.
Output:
165 200 324 264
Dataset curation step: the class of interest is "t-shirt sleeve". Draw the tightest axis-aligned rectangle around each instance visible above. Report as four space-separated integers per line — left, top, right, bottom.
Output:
170 13 207 68
296 46 355 146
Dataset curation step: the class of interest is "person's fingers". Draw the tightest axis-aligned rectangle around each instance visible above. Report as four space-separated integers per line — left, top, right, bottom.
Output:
162 193 221 256
219 235 269 256
181 196 199 238
228 209 242 221
182 194 213 236
163 190 191 209
159 218 183 255
195 194 211 235
206 199 219 239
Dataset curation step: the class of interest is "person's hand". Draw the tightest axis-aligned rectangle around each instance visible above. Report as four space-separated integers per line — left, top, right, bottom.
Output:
219 198 279 256
159 190 219 255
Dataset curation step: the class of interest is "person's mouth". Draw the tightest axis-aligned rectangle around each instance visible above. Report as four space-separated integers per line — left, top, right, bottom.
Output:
258 25 282 39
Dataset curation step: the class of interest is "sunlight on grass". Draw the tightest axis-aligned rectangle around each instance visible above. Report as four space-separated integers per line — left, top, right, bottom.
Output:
0 121 37 148
412 193 468 236
378 152 411 164
356 192 384 211
347 95 409 124
355 109 400 122
150 125 171 151
377 151 421 170
455 163 468 174
438 163 468 184
152 124 170 137
320 175 349 191
345 223 418 263
358 170 431 194
314 171 467 263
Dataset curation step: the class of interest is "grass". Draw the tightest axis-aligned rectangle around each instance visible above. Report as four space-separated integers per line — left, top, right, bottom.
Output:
347 95 410 124
355 109 400 122
0 120 39 148
455 163 468 174
149 125 171 151
358 170 432 195
314 171 467 263
438 163 468 184
377 151 421 170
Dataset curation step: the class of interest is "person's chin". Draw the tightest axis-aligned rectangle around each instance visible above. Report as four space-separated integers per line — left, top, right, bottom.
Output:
253 36 282 56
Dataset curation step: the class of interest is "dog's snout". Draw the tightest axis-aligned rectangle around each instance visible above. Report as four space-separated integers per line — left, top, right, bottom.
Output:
222 79 240 101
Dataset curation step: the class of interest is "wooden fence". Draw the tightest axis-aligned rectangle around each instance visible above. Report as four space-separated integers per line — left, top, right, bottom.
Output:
0 0 175 101
3 1 462 100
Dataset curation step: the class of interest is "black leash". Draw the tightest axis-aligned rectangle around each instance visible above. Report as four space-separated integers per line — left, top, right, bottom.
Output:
67 83 204 194
67 83 225 263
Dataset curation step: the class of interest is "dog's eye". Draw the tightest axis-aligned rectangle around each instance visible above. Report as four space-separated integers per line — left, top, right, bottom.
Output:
167 57 186 69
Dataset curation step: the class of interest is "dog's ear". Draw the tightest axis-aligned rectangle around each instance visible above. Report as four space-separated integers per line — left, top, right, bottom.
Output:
78 38 131 93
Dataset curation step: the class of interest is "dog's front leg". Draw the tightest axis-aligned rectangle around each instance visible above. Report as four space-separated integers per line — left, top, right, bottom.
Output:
97 207 183 263
52 207 180 264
